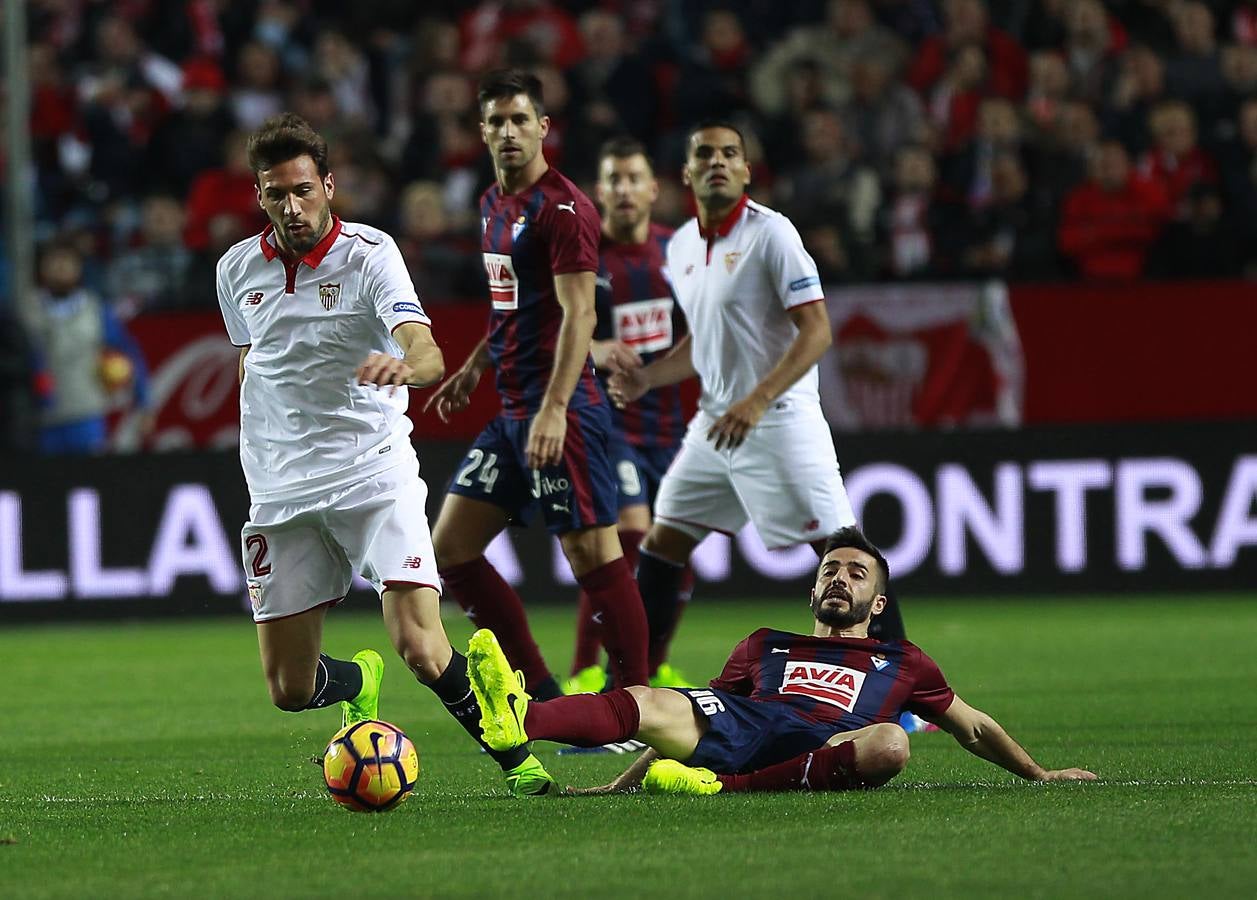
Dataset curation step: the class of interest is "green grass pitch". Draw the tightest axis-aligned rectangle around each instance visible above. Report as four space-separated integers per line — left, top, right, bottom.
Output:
4 595 1256 899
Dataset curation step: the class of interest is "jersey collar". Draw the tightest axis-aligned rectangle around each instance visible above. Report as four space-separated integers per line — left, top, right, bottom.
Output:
698 193 748 241
258 216 343 268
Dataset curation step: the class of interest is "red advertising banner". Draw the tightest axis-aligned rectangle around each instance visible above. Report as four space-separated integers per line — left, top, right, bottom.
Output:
821 282 1024 430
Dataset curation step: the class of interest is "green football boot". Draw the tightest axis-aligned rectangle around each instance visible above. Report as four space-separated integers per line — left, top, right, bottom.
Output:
467 629 531 752
561 664 608 695
649 662 690 689
341 649 384 730
642 759 723 796
503 753 556 798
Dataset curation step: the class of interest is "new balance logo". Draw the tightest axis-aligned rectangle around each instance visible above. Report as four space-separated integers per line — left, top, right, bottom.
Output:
402 556 423 569
556 201 576 215
245 291 264 305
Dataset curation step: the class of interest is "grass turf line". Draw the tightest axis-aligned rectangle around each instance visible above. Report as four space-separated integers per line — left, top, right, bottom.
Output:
3 595 1255 899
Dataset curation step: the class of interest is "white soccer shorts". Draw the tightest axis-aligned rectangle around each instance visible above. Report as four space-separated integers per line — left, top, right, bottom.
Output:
241 464 441 622
653 408 856 550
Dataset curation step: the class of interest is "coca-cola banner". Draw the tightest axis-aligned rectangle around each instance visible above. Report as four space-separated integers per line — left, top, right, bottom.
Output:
820 281 1024 431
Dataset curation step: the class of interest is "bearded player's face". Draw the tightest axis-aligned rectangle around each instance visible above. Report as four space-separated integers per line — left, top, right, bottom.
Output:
810 547 883 628
596 153 658 232
256 154 334 256
481 93 549 174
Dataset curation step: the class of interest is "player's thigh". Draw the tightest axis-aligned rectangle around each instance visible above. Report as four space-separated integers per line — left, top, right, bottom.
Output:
640 520 700 565
436 420 529 561
380 584 450 681
627 685 708 760
732 415 855 549
558 523 624 577
653 413 748 540
255 602 330 707
242 517 352 624
536 404 619 535
329 468 442 591
617 503 651 533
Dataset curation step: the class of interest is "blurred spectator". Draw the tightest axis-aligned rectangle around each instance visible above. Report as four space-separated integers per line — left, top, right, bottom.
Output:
751 0 906 118
1035 99 1102 205
1147 183 1244 278
907 0 1028 101
672 8 754 126
839 53 927 175
395 181 486 300
566 10 658 159
1058 140 1171 280
1062 0 1124 104
107 194 192 314
183 130 269 252
776 108 882 251
230 41 284 130
1166 2 1226 104
924 40 990 150
877 143 949 278
312 31 377 131
28 243 151 454
1219 96 1257 247
146 57 236 194
182 212 255 310
459 1 585 71
1139 100 1218 219
954 151 1059 279
941 97 1023 210
1025 50 1072 138
1107 44 1169 153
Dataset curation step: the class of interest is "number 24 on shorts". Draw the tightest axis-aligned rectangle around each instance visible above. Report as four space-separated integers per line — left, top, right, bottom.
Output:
455 449 501 493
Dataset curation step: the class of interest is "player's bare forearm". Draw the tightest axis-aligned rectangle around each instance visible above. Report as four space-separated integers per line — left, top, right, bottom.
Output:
563 749 658 795
936 696 1097 782
747 301 833 406
460 336 492 378
543 271 599 411
237 346 250 384
641 333 697 390
395 322 445 387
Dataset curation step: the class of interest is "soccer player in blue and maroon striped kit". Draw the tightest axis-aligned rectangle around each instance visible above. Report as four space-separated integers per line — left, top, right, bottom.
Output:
425 72 650 794
467 527 1096 795
567 137 694 691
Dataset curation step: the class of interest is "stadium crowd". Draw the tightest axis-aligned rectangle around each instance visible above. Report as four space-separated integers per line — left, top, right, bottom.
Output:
4 0 1257 451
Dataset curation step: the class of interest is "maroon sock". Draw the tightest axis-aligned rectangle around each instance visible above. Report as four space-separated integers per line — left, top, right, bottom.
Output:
523 688 641 746
571 589 601 674
717 741 861 793
577 557 649 687
439 557 552 689
619 529 644 574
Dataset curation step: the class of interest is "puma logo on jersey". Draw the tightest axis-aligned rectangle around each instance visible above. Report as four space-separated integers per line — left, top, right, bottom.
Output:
771 648 789 654
556 202 576 215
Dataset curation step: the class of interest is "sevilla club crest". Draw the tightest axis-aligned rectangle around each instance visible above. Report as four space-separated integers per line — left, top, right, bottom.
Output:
319 282 341 310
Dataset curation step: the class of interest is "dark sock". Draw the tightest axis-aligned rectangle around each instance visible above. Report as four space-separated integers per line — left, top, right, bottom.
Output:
637 549 685 676
530 675 563 701
522 688 641 746
426 649 530 771
577 558 649 687
571 589 602 674
439 557 553 690
868 589 907 641
300 653 363 710
717 741 861 793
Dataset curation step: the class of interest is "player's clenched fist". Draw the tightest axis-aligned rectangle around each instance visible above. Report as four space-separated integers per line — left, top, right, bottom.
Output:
356 352 415 396
423 367 482 423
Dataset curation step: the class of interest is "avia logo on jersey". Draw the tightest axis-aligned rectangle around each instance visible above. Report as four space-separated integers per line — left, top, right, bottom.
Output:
483 252 518 310
245 291 265 306
319 283 341 310
614 297 673 354
779 660 867 711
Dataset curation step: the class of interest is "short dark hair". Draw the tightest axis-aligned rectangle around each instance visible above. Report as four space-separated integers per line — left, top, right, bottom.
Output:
822 527 890 595
247 113 329 178
477 68 545 119
685 118 748 154
597 136 654 172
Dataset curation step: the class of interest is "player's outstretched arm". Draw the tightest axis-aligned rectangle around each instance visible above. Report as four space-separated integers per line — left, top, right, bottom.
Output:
608 333 695 408
707 301 832 450
423 336 490 422
562 749 660 796
933 696 1097 782
356 322 445 394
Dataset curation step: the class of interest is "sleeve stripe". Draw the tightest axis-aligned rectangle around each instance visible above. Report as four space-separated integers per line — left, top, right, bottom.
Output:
389 319 431 335
784 296 825 310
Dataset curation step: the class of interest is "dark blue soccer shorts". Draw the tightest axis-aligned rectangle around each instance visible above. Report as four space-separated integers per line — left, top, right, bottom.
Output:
448 405 619 535
606 430 682 512
672 688 840 775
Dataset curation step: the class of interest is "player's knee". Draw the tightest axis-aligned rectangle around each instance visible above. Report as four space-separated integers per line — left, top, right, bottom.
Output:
640 524 693 565
267 674 313 712
624 685 656 724
867 723 911 776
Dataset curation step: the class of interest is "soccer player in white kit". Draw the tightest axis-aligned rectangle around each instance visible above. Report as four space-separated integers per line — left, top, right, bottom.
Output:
216 113 554 795
610 121 906 656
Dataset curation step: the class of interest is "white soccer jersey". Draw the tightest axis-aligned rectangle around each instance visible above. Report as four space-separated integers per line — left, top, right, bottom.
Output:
666 196 825 423
216 217 431 504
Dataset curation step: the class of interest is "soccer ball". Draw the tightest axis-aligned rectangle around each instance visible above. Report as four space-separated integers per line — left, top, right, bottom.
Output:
322 720 420 812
